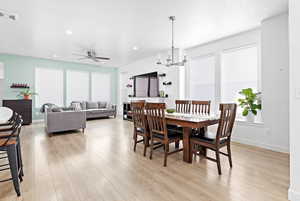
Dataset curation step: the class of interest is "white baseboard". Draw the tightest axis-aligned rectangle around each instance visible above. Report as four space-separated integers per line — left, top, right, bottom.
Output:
232 137 289 153
289 188 300 201
32 119 44 124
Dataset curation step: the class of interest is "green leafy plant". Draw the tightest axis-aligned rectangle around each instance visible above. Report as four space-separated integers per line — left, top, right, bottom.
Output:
17 88 38 98
238 88 261 116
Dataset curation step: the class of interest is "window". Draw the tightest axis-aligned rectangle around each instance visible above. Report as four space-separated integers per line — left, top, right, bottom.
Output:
91 73 111 102
221 46 259 103
35 68 64 107
66 70 89 105
189 55 216 110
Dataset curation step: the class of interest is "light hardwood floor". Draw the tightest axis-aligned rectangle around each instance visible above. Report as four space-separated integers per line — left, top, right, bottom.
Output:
0 117 289 201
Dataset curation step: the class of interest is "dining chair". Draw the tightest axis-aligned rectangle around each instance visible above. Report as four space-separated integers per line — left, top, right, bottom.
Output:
0 115 23 196
175 100 191 113
190 101 211 152
131 101 149 156
190 103 237 175
191 101 211 115
145 103 183 166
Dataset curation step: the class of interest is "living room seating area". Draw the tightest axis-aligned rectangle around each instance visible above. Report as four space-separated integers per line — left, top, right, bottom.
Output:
44 101 116 134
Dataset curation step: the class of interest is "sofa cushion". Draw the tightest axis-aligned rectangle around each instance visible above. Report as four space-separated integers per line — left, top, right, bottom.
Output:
86 101 98 109
98 102 107 108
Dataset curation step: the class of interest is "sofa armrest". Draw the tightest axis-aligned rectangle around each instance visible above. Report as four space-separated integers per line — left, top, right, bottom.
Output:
45 111 86 133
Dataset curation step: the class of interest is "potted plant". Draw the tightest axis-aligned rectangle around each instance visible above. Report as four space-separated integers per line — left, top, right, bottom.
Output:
237 88 262 122
17 89 38 100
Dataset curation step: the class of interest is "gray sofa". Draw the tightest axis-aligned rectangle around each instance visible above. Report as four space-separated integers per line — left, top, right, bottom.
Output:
71 101 117 119
44 106 86 135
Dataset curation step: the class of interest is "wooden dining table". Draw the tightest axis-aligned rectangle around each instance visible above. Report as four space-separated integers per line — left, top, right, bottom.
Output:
129 110 219 163
165 113 219 163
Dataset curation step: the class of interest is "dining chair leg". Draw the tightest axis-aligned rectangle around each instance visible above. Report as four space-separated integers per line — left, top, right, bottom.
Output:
143 136 148 157
7 145 21 196
149 137 154 160
175 140 179 149
133 131 137 152
227 143 233 168
201 146 207 157
163 143 169 167
215 150 222 175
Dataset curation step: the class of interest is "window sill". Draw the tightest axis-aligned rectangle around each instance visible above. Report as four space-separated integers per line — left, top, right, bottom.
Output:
235 118 264 127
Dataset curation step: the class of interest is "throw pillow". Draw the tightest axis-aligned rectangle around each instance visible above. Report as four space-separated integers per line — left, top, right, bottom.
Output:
71 102 82 111
98 102 107 108
51 107 63 112
86 101 98 109
81 101 87 110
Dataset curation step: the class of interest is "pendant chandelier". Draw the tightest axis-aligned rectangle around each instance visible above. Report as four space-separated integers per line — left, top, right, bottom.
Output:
156 16 187 67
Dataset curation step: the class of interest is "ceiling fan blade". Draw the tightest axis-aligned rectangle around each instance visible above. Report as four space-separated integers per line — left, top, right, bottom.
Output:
73 53 86 57
77 57 89 60
95 56 110 60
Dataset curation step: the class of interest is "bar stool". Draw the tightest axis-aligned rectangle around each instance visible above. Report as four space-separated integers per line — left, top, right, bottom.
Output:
0 112 24 178
0 115 23 196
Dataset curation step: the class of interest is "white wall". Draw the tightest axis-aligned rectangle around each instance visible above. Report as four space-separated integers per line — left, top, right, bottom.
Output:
0 63 4 106
261 13 290 153
289 0 300 200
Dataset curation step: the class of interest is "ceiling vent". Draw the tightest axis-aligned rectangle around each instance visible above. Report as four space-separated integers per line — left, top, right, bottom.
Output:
0 9 18 21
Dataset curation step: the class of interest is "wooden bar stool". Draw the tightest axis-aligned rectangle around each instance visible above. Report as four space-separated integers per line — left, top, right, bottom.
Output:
0 112 24 178
0 115 23 196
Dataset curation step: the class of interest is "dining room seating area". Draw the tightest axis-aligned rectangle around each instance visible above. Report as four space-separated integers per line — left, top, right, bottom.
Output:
131 100 237 175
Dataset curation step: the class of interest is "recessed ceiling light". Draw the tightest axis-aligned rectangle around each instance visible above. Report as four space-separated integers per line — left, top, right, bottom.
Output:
52 54 57 58
65 30 73 35
132 46 139 51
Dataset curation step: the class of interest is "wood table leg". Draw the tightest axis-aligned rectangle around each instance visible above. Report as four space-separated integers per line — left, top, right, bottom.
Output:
183 127 192 163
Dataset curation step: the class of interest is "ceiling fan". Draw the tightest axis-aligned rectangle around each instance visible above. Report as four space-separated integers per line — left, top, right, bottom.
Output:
73 49 110 62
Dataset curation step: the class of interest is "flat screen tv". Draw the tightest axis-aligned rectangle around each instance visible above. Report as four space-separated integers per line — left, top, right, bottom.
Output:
134 72 159 97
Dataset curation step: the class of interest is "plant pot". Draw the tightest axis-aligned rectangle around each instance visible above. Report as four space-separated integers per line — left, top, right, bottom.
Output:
23 95 30 100
246 112 255 122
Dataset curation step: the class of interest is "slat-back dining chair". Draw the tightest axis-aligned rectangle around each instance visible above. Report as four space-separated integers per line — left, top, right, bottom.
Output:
191 101 211 115
190 101 211 152
190 103 237 175
0 114 23 196
131 101 149 156
175 100 191 113
145 103 183 166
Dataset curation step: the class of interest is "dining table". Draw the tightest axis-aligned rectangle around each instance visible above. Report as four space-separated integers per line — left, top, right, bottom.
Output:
165 113 219 163
129 109 220 163
0 107 13 124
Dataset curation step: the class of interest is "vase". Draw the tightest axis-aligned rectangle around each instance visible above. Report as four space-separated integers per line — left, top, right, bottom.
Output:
246 112 255 122
23 95 30 100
